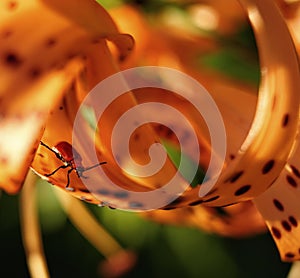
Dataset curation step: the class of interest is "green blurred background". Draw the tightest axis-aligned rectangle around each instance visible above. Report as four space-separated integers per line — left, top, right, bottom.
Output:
0 181 292 277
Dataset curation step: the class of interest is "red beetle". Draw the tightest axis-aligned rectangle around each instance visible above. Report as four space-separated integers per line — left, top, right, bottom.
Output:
40 141 107 188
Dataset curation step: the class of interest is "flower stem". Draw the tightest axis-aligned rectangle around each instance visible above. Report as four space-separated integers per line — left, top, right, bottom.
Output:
54 187 123 258
20 171 50 278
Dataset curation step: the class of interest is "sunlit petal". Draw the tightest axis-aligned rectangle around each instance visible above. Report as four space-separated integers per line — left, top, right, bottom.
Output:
0 0 133 193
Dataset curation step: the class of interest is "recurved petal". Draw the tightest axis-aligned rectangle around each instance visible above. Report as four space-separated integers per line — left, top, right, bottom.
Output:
32 40 183 210
143 201 266 238
0 0 133 193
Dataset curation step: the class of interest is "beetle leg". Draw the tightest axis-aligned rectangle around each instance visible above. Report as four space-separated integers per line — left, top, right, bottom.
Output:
66 167 74 188
45 164 68 177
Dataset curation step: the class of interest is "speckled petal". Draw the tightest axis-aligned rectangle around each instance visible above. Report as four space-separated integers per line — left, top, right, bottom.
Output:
254 146 300 261
143 201 266 238
32 40 183 209
0 0 133 193
159 0 300 208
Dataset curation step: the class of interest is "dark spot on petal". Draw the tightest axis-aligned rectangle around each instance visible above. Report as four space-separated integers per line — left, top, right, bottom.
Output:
97 189 111 195
203 195 220 203
114 191 129 199
119 55 126 62
185 207 194 213
262 160 275 174
2 29 13 38
79 188 90 193
91 36 104 44
282 220 292 232
133 133 140 141
286 175 297 187
29 68 42 79
45 38 57 48
129 201 143 208
166 128 174 138
271 227 281 239
188 199 203 206
289 216 298 227
213 207 230 217
59 106 63 110
282 114 289 127
234 185 251 196
168 196 185 207
7 1 18 10
290 165 300 179
225 171 244 183
4 52 23 67
273 199 284 212
285 252 295 259
66 53 77 61
230 171 244 183
38 153 44 158
229 154 235 160
154 124 164 132
181 130 190 142
163 207 177 210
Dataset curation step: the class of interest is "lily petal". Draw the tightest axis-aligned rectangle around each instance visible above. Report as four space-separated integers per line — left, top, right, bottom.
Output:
252 0 300 263
0 0 133 193
160 0 300 208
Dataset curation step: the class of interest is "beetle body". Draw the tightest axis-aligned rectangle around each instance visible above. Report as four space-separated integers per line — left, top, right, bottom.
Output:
53 141 83 176
40 141 106 188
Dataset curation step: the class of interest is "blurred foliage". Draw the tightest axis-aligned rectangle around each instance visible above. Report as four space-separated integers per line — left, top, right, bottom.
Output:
162 140 206 187
0 181 292 277
199 25 260 85
100 0 260 86
97 0 124 9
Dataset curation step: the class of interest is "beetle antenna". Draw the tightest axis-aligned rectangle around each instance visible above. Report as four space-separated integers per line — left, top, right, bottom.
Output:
40 141 65 161
40 141 54 152
83 161 107 172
